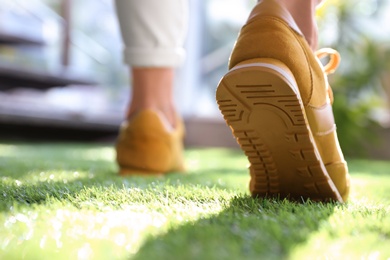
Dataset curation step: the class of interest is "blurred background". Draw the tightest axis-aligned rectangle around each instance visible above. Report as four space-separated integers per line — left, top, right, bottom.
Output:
0 0 389 159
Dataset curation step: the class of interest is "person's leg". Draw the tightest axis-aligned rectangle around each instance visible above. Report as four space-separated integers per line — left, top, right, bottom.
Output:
253 0 322 50
114 0 188 175
281 0 322 50
115 0 188 127
129 68 176 128
217 0 350 202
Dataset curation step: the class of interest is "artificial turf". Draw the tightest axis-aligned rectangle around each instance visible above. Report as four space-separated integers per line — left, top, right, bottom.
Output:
0 142 389 259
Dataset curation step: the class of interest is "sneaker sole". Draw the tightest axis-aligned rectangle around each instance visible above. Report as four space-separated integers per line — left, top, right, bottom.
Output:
216 58 343 202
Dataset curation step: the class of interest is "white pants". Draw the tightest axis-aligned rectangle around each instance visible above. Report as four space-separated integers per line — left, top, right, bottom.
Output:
115 0 188 67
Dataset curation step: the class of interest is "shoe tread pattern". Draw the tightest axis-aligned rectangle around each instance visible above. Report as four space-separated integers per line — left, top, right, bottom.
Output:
216 65 341 202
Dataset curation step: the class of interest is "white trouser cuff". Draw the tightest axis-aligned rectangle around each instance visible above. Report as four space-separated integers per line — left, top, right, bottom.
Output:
115 0 188 68
123 47 186 67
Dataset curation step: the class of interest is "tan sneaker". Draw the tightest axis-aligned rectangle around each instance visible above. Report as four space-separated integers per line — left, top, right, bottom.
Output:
216 0 350 202
115 109 185 175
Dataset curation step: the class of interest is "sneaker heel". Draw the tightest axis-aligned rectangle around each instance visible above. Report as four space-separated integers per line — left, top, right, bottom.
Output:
216 58 342 202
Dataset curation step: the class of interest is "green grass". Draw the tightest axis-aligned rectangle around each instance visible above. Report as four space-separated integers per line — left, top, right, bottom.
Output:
0 142 389 260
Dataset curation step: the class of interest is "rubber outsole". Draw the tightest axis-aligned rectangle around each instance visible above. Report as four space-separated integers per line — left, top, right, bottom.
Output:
119 167 164 176
216 59 343 202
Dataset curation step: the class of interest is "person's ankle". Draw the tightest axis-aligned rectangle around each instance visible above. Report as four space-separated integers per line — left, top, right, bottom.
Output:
126 105 177 129
276 0 319 51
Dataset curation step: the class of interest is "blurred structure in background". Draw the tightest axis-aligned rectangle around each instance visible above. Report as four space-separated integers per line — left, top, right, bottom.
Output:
0 0 253 145
0 0 125 140
0 0 389 159
317 0 390 158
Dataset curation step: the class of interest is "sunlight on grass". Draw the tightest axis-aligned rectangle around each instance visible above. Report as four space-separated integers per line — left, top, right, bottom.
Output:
290 173 390 260
1 181 234 259
1 202 225 259
0 142 390 259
